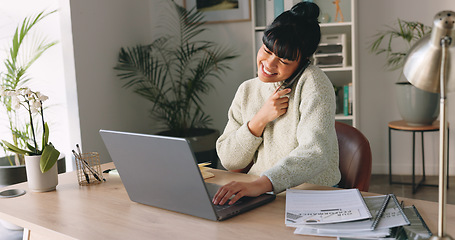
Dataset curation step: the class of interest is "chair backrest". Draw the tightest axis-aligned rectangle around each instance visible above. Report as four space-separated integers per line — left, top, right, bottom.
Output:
335 121 372 192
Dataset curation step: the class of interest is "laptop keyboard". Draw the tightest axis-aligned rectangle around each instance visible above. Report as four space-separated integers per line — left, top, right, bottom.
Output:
205 182 248 212
213 198 246 211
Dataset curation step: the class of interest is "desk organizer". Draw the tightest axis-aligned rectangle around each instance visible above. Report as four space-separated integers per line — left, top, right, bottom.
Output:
75 152 104 186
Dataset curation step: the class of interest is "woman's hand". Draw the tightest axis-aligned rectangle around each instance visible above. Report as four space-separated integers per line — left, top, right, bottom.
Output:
212 176 273 205
248 87 291 137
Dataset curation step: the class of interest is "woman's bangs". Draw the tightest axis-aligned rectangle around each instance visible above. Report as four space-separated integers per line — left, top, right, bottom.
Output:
263 29 301 61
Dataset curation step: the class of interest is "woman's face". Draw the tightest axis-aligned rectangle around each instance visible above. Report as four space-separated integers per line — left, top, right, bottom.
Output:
257 44 300 83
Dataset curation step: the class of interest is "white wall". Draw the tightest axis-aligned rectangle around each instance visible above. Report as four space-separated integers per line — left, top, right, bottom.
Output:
357 0 455 175
64 0 154 163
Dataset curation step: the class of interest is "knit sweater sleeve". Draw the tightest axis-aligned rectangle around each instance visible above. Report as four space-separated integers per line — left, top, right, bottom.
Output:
216 82 263 170
262 69 339 193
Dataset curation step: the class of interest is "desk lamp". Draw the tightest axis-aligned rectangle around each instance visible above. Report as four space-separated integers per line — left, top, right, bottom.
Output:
403 10 455 240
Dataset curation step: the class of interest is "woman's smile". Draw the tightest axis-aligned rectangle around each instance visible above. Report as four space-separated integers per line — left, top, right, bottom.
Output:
257 45 300 83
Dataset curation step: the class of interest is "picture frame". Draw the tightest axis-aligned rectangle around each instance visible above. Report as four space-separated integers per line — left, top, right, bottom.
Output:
184 0 251 23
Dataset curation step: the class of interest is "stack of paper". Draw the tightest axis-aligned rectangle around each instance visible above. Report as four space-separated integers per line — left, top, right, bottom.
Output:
286 189 411 238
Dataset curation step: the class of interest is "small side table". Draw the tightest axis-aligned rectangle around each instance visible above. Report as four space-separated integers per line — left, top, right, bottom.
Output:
388 120 449 193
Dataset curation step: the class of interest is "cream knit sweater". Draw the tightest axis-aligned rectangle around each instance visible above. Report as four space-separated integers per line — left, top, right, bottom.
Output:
216 65 341 193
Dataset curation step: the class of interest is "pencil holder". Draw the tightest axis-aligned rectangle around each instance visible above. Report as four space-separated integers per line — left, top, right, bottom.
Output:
75 152 104 186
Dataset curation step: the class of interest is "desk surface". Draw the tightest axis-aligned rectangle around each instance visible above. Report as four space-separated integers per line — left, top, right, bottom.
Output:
0 162 454 240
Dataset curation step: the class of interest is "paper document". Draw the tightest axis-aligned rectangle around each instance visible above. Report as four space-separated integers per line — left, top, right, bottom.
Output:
294 194 410 233
285 189 371 225
294 227 390 238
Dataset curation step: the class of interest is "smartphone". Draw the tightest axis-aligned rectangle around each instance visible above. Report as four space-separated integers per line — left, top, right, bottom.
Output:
279 59 311 91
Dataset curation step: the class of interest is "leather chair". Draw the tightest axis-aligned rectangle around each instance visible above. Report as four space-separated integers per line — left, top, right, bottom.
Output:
335 121 372 192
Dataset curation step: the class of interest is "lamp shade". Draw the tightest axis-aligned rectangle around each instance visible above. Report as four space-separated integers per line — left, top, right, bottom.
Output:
403 11 455 93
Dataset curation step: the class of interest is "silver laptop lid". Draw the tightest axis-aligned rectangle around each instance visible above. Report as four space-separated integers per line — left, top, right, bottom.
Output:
99 129 218 221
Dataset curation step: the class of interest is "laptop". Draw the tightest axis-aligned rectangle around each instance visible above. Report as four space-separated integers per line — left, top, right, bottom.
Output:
99 129 276 221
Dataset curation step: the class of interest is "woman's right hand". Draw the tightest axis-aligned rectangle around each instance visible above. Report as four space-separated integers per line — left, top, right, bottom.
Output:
247 87 291 137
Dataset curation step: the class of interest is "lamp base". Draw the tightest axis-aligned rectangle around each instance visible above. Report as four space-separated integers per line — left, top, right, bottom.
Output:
429 235 454 240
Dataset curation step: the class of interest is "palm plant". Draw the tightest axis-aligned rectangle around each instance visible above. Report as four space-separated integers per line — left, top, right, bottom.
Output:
369 19 432 72
0 10 58 165
114 1 237 137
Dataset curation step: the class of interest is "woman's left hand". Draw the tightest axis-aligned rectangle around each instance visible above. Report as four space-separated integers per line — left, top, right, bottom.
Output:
212 176 273 205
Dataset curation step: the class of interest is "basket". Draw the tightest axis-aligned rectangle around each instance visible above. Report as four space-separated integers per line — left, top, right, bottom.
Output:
75 152 104 185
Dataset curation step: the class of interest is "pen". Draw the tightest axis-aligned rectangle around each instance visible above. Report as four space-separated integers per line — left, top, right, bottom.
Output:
76 144 82 156
81 158 106 182
72 150 90 183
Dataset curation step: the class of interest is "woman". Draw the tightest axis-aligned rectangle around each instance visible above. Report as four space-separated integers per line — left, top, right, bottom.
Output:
213 2 341 205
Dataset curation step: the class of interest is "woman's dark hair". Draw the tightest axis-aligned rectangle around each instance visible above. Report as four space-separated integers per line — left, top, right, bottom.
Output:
262 2 321 62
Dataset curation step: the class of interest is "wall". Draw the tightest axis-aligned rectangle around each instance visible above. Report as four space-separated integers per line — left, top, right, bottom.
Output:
357 0 455 175
64 0 154 164
64 0 253 164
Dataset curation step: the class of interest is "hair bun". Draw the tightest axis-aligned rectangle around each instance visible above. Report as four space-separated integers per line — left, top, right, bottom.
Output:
290 1 320 21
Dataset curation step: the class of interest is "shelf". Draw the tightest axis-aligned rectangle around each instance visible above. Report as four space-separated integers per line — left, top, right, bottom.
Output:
335 114 354 120
320 66 353 72
255 26 266 31
320 22 352 28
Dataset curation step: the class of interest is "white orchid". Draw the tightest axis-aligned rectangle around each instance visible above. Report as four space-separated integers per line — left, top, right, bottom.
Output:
1 87 59 173
11 96 21 110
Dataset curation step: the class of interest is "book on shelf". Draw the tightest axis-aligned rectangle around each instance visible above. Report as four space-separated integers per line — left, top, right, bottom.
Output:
342 83 352 116
274 0 284 18
265 0 275 26
256 0 303 27
284 0 301 11
255 0 266 26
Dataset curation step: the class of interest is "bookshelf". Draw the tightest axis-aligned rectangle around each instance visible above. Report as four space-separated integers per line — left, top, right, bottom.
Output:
251 0 358 127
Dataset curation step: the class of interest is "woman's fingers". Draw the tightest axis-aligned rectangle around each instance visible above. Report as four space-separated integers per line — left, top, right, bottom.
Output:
212 181 244 205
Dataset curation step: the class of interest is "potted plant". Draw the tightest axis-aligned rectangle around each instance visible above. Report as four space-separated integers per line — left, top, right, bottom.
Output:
369 19 439 126
1 87 60 192
0 10 65 188
114 1 238 167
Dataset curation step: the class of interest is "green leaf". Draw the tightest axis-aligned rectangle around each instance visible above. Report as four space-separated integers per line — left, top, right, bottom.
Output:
26 142 37 153
40 143 60 173
42 122 49 147
1 140 33 155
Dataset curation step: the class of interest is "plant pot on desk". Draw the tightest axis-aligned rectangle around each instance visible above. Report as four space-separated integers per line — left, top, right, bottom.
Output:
24 155 58 192
0 155 66 187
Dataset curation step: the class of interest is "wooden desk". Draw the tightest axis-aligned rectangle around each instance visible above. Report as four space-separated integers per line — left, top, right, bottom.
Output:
0 163 454 240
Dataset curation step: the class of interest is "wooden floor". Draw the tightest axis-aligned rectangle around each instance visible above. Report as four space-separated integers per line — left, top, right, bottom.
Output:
369 174 455 204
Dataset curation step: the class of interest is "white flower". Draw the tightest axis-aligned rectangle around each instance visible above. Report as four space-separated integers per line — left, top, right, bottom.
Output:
36 92 48 102
11 96 21 110
23 88 32 95
31 99 42 113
